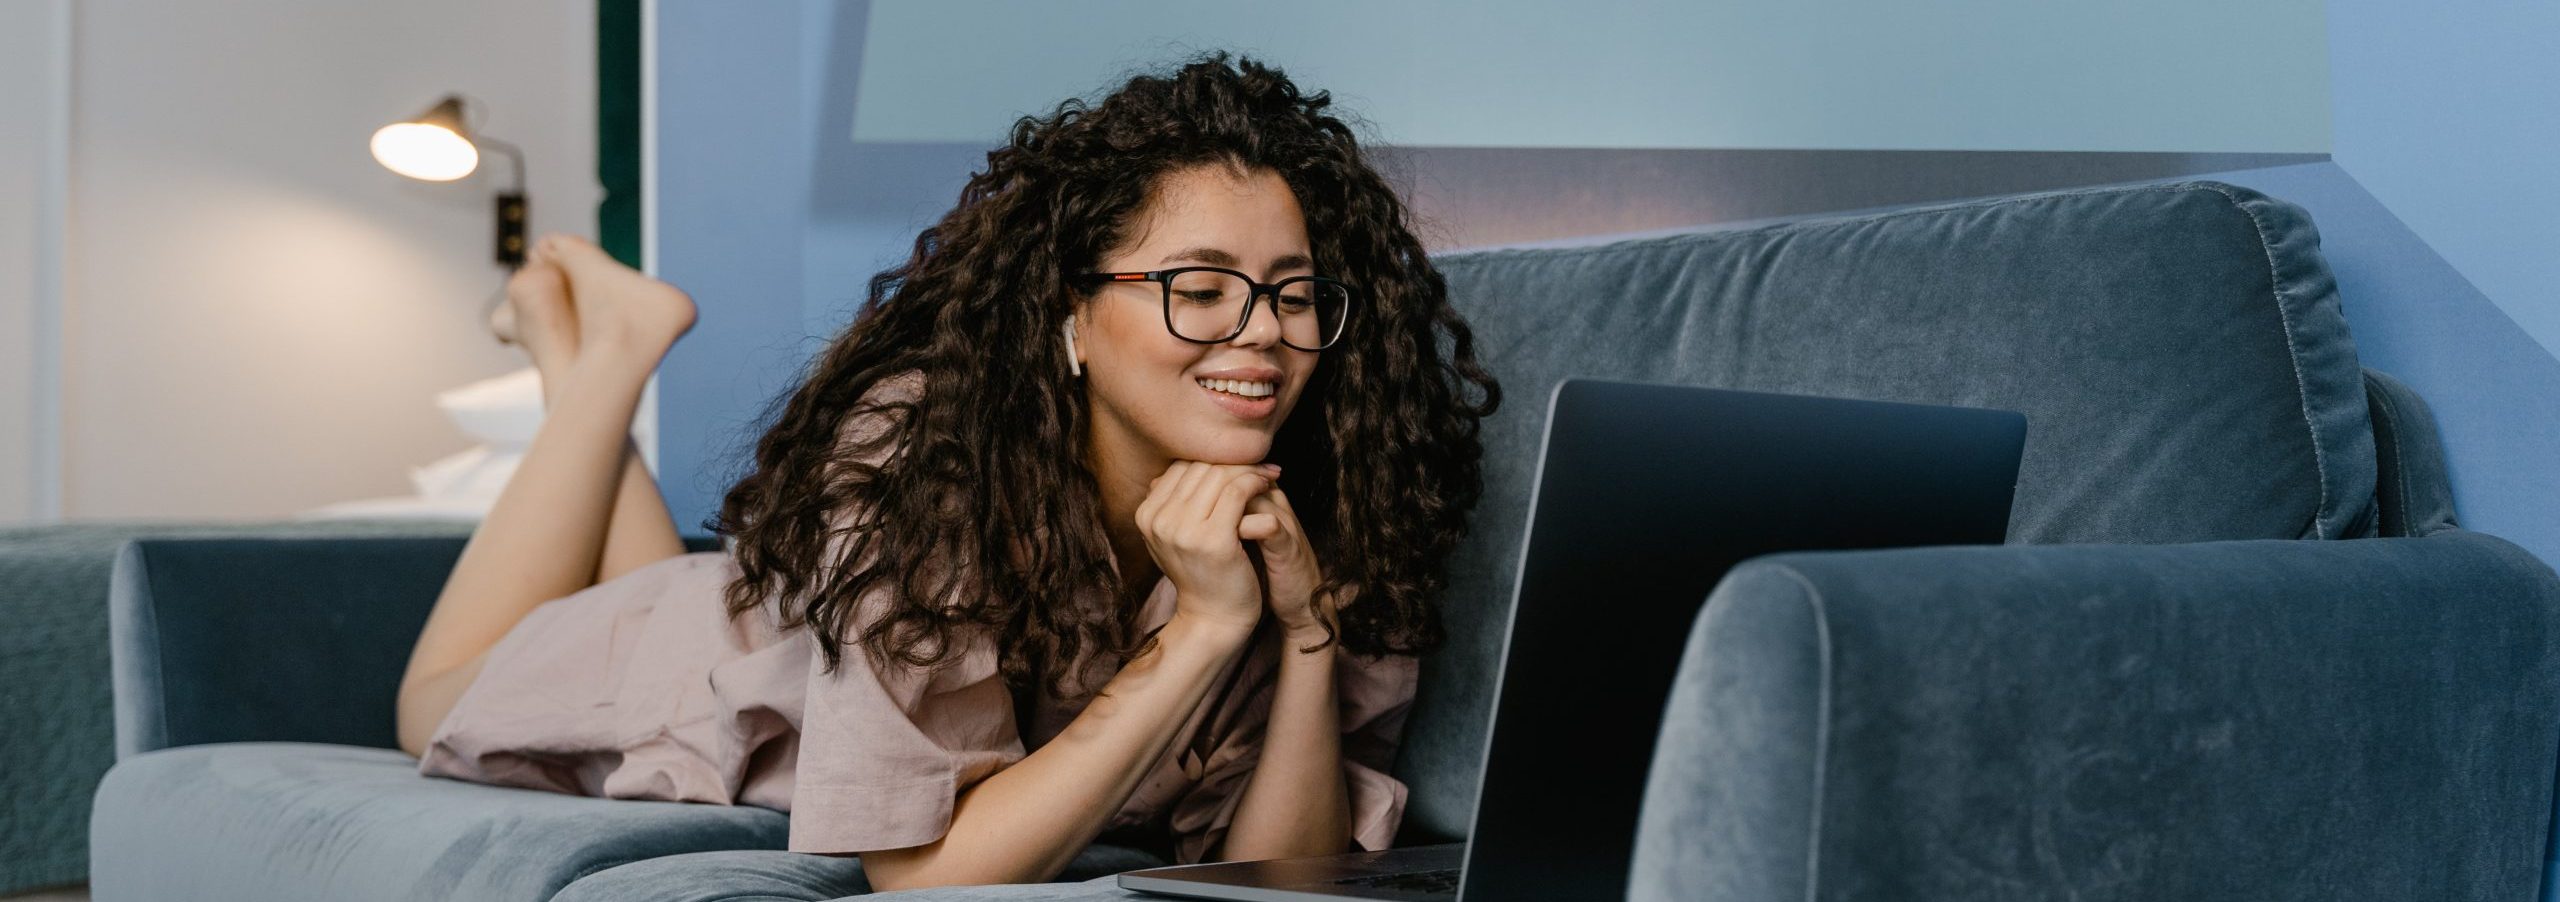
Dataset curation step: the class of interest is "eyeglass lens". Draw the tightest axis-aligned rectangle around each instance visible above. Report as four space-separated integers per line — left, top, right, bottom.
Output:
1164 270 1349 349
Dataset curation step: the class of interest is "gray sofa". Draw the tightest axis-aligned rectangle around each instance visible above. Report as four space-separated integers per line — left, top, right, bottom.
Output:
0 518 470 897
89 181 2560 901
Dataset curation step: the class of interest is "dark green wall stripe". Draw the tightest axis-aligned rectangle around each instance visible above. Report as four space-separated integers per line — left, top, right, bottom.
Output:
598 0 641 269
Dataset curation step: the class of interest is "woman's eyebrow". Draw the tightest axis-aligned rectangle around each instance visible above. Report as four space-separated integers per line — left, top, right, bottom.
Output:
1158 246 1314 272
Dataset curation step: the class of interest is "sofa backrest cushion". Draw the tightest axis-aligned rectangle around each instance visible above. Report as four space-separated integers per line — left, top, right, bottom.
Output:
1391 181 2378 841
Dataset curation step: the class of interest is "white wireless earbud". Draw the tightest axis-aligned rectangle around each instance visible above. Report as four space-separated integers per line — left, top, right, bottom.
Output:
1063 315 1083 377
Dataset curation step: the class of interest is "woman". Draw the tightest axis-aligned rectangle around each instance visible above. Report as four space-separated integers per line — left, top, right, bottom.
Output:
395 53 1498 891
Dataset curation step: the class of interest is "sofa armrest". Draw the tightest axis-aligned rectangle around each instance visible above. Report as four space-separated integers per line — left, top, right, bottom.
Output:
1631 530 2560 902
109 536 469 757
109 534 727 758
2363 367 2458 537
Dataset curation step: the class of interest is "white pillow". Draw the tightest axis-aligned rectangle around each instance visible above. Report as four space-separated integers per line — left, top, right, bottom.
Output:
436 366 545 446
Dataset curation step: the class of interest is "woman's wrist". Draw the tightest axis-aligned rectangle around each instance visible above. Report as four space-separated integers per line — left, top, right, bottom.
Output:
1269 584 1335 652
1164 607 1261 654
1280 624 1338 657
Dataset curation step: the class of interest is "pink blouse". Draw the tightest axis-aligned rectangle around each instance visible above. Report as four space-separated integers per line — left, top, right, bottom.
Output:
417 375 1419 863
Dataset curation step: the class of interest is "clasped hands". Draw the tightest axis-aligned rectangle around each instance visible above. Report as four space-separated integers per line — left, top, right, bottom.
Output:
1134 460 1334 648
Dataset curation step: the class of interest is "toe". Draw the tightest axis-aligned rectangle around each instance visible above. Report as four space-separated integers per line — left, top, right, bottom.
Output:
543 234 612 268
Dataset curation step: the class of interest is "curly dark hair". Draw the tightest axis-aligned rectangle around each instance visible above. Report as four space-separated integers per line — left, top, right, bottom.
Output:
712 52 1500 700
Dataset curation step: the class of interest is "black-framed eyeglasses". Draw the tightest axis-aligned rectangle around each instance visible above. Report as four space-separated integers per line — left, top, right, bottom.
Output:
1074 266 1354 351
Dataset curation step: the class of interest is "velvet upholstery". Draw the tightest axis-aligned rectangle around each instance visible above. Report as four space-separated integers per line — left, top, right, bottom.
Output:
857 875 1135 901
1629 530 2560 901
558 851 873 902
89 742 790 902
109 534 718 757
0 519 467 896
2361 368 2458 538
1397 182 2381 840
552 845 1166 902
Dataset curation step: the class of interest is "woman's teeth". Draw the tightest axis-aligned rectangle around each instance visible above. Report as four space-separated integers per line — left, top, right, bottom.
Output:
1197 378 1275 398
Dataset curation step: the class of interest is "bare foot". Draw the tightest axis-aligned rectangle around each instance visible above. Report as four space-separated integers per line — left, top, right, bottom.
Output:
502 253 581 385
536 234 697 364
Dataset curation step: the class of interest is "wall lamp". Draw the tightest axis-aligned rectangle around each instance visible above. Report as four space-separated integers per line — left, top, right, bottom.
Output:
371 94 528 269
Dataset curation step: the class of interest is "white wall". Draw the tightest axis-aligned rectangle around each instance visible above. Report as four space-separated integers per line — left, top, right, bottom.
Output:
0 0 70 524
39 0 598 521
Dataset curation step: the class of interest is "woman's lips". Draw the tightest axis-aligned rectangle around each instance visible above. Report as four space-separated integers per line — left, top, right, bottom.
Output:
1198 381 1278 420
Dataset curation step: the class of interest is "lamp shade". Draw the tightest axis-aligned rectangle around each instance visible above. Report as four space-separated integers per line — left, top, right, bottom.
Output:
372 96 480 181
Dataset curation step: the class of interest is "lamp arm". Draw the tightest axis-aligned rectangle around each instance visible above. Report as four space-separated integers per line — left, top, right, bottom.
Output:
473 134 527 194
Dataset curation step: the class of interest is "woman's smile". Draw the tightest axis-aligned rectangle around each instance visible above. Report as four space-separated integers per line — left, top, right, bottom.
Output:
1193 366 1283 419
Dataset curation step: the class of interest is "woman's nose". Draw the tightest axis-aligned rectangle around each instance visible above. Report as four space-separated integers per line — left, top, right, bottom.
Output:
1231 292 1285 346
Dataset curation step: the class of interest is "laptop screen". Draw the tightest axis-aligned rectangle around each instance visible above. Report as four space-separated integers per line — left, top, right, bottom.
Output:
1456 379 2023 902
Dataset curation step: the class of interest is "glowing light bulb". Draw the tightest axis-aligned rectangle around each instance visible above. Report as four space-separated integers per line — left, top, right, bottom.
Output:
371 122 479 181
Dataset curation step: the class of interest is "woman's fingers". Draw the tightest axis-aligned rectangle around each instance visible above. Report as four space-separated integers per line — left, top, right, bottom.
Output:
1140 462 1275 552
1238 512 1281 541
1200 469 1270 535
1263 484 1298 518
1167 464 1260 523
1135 462 1177 531
1168 461 1214 520
1145 461 1204 534
1240 489 1302 550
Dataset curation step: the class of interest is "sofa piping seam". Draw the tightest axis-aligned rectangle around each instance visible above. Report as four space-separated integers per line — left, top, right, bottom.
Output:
1439 181 2253 272
1772 566 1834 902
2189 182 2333 540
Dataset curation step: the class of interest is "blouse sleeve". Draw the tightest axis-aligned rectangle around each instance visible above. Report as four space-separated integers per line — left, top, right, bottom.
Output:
788 623 1024 854
784 370 1028 855
1169 635 1423 864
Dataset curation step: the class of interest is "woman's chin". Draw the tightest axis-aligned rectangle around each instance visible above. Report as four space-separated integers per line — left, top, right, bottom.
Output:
1169 430 1277 465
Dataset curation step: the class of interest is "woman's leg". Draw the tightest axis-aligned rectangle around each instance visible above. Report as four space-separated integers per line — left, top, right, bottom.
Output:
500 241 690 582
396 235 696 757
598 438 690 582
515 249 691 584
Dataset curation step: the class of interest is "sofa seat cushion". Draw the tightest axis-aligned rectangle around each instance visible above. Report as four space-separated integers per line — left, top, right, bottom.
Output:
553 850 870 902
89 742 788 902
858 874 1149 901
554 844 1169 901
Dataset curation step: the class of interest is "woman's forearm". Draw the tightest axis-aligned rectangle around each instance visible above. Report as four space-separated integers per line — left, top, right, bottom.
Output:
859 611 1255 890
1216 635 1350 861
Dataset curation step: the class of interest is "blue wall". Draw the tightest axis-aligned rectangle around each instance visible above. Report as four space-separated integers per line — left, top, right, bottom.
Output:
2301 0 2560 574
2329 0 2560 360
852 0 2329 152
654 0 844 531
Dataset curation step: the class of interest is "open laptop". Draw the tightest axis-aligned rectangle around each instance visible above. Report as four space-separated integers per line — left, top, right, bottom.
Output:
1120 378 2027 902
